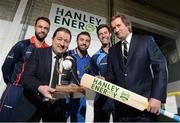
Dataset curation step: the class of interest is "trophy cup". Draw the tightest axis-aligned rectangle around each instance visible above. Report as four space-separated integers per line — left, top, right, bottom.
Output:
52 56 85 100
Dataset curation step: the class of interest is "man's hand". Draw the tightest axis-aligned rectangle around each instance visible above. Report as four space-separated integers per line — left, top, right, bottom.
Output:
95 75 105 80
147 98 161 115
55 83 85 93
38 85 55 100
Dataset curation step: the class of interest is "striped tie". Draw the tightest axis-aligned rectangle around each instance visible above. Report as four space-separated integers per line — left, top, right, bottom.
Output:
123 41 128 65
51 55 60 88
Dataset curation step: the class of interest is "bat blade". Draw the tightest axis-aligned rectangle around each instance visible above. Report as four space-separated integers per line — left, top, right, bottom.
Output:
80 74 148 111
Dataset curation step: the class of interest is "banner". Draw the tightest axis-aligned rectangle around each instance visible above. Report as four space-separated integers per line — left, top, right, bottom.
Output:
49 4 107 56
49 3 106 34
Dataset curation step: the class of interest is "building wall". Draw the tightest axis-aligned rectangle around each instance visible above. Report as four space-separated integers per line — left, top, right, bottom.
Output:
20 0 109 26
0 0 20 21
114 0 179 32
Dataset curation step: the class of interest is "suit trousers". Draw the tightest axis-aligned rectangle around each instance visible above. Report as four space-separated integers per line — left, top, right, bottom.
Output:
94 108 115 122
29 99 67 122
114 102 158 122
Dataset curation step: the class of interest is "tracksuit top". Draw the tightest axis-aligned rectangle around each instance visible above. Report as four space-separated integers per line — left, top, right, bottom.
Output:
91 48 114 111
2 36 49 85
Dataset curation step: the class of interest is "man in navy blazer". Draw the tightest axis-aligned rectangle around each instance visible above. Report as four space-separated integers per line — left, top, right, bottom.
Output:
12 27 84 122
103 15 168 122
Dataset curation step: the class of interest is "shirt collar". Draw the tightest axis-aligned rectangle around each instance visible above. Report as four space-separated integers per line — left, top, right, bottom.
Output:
52 51 56 59
74 48 89 58
52 50 65 60
30 36 49 48
125 33 132 45
100 47 108 54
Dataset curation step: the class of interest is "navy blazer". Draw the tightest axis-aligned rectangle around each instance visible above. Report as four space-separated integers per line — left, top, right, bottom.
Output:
106 34 168 103
12 47 72 121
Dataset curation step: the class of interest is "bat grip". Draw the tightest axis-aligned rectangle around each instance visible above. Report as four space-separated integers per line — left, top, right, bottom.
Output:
160 109 180 121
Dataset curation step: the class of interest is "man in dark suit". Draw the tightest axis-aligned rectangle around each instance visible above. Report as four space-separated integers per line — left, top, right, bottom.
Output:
12 27 84 122
104 15 168 122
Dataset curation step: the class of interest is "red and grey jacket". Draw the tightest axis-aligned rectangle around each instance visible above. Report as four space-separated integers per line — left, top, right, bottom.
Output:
1 36 49 85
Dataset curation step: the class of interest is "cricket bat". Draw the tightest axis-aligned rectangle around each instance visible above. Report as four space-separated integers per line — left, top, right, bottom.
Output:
80 74 180 122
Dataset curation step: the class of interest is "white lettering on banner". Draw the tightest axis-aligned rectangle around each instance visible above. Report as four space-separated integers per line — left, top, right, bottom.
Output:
49 4 106 33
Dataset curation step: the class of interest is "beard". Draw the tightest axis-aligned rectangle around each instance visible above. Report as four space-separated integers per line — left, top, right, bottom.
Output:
77 46 88 54
35 32 47 42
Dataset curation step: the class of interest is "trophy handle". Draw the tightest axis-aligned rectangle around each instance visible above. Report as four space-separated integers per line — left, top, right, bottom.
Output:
71 69 80 86
56 66 66 76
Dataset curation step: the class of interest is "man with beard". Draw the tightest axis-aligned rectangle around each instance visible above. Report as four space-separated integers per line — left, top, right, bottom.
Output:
91 24 115 122
0 17 50 121
65 31 91 122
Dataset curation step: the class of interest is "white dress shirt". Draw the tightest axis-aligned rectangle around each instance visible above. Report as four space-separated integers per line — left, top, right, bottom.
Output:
49 51 64 87
122 33 132 53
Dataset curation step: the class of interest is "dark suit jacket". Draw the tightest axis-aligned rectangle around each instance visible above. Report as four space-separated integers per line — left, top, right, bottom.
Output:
12 46 73 121
105 34 168 114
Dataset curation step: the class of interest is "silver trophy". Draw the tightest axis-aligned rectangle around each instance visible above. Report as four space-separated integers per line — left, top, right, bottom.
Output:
53 56 85 100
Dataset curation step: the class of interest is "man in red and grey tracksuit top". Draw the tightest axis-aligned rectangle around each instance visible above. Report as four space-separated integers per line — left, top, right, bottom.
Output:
2 36 49 85
0 16 50 121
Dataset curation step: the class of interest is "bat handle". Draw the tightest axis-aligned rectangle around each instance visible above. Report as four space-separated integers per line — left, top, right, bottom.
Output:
160 109 180 121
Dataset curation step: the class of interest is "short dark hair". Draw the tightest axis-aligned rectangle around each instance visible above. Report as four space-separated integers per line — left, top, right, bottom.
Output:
110 15 132 32
35 17 51 26
52 27 72 40
96 24 111 36
77 31 91 41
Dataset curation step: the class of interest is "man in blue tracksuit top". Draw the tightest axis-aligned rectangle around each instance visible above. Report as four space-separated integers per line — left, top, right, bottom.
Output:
66 31 91 122
0 17 50 121
91 24 115 122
